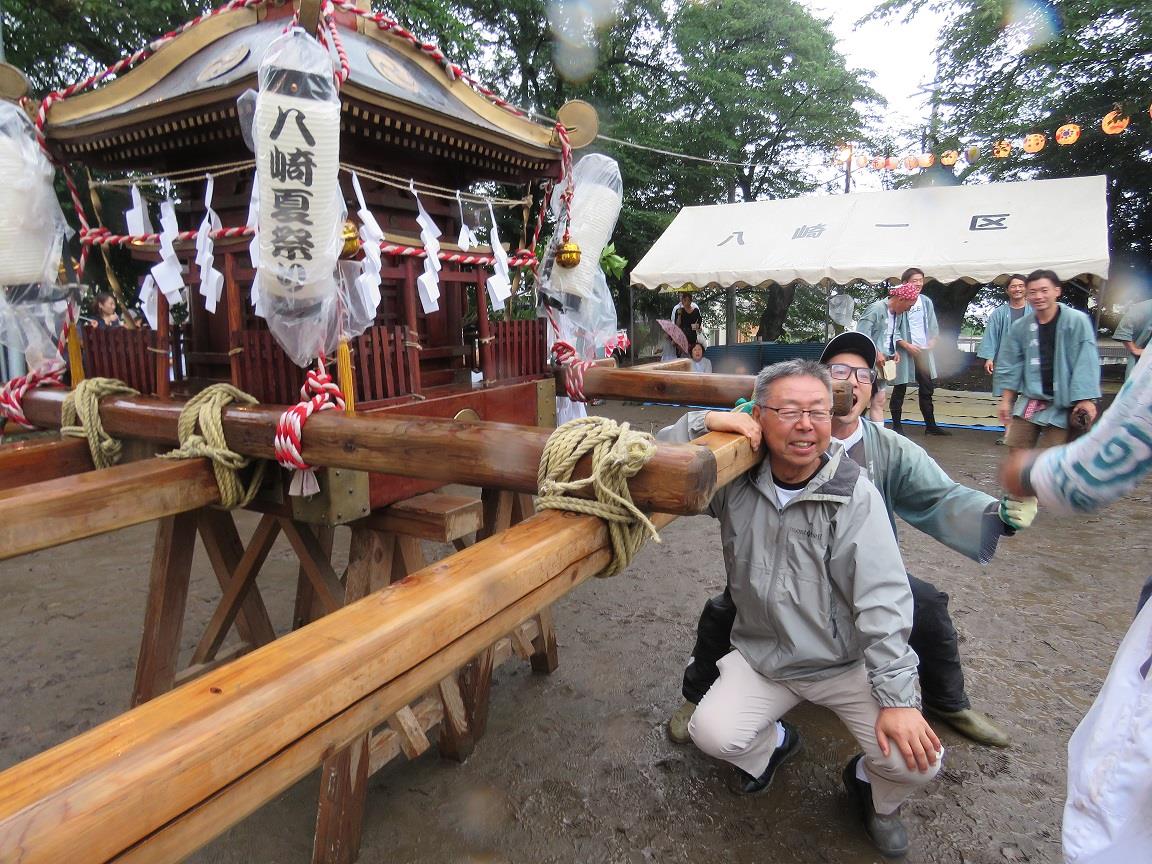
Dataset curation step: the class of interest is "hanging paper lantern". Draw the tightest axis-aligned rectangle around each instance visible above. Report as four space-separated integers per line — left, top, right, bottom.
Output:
903 155 919 171
1022 133 1047 154
854 154 868 169
918 153 936 168
992 140 1012 158
1056 123 1081 145
1101 110 1129 135
884 156 898 170
870 157 885 170
965 145 981 163
940 150 959 166
835 145 853 164
253 28 344 367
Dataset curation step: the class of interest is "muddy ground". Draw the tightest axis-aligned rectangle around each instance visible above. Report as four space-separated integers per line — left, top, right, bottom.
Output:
1 403 1148 864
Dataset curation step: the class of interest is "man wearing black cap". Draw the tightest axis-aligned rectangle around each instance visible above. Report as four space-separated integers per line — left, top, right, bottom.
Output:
665 331 1034 750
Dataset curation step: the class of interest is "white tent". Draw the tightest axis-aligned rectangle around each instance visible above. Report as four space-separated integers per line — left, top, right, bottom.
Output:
630 175 1110 291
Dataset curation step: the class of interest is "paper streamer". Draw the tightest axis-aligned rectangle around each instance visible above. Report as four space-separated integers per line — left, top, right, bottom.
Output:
195 174 225 314
149 198 185 308
412 182 441 314
485 201 511 312
351 172 384 313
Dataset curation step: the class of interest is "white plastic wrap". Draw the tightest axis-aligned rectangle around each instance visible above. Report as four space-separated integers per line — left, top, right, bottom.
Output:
0 282 76 368
252 28 345 366
539 154 621 354
0 102 69 289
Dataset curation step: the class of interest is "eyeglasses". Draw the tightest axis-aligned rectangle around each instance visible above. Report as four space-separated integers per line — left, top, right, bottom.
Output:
828 363 877 384
760 406 833 424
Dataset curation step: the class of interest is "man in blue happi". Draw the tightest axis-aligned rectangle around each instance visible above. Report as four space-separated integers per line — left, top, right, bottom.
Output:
1114 297 1152 380
995 270 1101 450
977 274 1030 395
857 271 950 436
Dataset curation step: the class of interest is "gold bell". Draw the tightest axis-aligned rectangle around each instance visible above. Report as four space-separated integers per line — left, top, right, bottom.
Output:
340 219 360 257
556 240 581 268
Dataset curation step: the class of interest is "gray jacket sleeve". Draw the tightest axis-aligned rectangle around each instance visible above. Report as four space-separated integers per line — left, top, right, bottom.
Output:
828 480 919 708
656 410 729 519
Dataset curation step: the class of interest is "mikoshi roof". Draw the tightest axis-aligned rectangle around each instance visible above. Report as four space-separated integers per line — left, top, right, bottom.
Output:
41 2 559 180
631 175 1111 291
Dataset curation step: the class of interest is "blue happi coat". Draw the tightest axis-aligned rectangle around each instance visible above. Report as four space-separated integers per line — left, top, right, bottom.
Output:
994 305 1101 428
1113 298 1152 379
857 295 939 385
977 303 1033 395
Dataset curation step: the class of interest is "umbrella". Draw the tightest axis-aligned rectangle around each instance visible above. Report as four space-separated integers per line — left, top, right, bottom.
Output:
657 318 691 356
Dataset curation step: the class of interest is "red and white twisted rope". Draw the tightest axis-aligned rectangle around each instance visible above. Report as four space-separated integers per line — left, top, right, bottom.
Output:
0 359 67 429
550 341 592 402
274 363 345 492
319 3 351 86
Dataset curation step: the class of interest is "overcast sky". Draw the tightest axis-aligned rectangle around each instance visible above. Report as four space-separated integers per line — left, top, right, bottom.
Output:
804 0 946 130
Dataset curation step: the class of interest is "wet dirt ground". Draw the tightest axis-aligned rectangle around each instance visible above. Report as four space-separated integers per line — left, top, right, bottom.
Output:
1 402 1148 864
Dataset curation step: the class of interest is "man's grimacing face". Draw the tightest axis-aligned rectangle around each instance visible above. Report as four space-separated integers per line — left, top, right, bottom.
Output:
827 351 873 428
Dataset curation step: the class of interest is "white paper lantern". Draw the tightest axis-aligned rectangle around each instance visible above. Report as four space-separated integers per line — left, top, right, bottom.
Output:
0 104 67 287
253 29 341 303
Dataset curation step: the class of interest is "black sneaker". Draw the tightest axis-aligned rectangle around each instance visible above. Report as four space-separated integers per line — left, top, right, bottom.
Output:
735 721 801 795
925 426 953 436
842 755 910 858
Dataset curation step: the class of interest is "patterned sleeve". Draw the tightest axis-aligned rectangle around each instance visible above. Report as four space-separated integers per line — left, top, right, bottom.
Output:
1028 352 1152 513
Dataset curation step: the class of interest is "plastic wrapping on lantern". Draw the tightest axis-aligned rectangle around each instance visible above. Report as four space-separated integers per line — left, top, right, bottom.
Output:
253 28 344 367
0 282 77 368
538 154 622 353
0 103 70 290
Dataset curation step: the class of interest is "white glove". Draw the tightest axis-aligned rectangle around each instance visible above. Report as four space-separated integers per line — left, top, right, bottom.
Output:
999 495 1037 530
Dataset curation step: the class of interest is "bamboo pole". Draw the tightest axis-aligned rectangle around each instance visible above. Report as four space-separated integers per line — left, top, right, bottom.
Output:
0 458 221 560
19 390 719 515
0 434 756 864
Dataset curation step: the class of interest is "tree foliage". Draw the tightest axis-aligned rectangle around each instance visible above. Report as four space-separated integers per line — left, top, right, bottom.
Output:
873 0 1152 331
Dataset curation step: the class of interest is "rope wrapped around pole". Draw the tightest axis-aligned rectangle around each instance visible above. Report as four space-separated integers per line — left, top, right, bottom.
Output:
60 377 140 469
535 416 660 577
160 384 267 509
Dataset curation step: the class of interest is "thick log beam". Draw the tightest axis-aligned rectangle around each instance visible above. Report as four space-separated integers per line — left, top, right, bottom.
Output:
0 458 221 561
20 390 717 515
0 437 93 492
560 366 854 414
0 433 756 864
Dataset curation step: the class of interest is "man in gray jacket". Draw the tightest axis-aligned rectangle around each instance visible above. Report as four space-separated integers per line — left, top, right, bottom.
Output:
663 360 941 858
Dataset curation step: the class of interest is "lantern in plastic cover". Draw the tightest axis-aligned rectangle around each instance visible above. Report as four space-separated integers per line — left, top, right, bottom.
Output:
940 150 959 166
903 155 919 171
1023 133 1047 153
992 140 1012 158
854 154 868 169
965 145 981 163
1055 123 1081 145
253 28 345 366
1101 110 1129 135
918 153 936 168
0 104 68 289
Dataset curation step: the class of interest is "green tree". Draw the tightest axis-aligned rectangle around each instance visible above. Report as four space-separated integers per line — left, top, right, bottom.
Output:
871 0 1152 336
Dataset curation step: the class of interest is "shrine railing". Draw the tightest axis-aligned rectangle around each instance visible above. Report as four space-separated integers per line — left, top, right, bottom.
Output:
235 324 421 406
82 326 157 394
490 318 546 381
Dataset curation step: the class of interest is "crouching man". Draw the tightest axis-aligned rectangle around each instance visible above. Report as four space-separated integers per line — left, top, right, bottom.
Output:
659 360 941 858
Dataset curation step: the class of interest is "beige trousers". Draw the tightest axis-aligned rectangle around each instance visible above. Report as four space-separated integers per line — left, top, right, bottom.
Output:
689 650 941 814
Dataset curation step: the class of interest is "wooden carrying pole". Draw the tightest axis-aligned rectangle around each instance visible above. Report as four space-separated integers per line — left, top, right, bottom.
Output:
559 366 855 414
0 432 759 864
0 458 221 560
0 437 93 492
19 390 719 515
